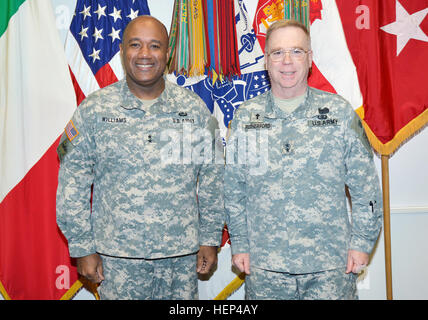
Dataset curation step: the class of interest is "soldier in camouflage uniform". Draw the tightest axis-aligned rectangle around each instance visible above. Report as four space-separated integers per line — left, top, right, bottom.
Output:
56 16 224 300
225 20 382 300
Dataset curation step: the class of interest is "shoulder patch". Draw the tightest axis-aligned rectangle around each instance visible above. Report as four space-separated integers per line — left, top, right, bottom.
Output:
65 120 79 142
350 114 372 154
57 134 74 162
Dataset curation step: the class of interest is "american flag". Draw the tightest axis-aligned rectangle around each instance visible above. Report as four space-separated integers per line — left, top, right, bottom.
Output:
65 120 79 141
66 0 150 103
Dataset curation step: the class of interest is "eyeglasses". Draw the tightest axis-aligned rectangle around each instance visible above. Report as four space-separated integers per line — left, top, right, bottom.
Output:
268 48 311 62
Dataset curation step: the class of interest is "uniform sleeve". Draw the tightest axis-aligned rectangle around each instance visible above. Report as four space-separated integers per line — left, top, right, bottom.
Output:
344 109 383 254
224 110 250 255
56 105 97 258
197 115 225 247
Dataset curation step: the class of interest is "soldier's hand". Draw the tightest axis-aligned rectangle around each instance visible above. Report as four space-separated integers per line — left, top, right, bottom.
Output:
76 253 105 283
232 253 250 275
346 249 369 274
197 246 218 274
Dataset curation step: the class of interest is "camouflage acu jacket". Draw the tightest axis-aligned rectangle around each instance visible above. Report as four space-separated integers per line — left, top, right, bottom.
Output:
225 87 382 273
56 79 224 259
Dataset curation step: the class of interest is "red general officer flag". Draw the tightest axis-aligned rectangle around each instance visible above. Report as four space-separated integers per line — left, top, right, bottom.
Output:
336 0 428 155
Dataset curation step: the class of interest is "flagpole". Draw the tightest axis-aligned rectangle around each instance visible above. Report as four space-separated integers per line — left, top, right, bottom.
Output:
381 155 393 300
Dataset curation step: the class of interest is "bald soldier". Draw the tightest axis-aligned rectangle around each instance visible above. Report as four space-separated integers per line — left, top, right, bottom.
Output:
56 16 224 300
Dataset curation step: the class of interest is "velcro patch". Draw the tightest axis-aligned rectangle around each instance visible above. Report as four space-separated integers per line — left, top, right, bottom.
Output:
57 136 74 162
308 119 339 127
65 120 79 141
244 123 272 130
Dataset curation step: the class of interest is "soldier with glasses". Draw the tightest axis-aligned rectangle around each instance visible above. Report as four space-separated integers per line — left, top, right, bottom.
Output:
225 19 382 300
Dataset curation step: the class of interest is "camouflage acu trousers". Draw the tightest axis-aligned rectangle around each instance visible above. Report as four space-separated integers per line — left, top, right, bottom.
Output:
245 267 358 300
98 253 198 300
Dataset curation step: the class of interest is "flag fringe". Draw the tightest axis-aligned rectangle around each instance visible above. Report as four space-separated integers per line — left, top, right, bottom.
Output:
60 279 83 300
0 279 87 300
60 278 100 300
0 280 11 300
356 106 428 156
0 280 87 300
213 272 245 300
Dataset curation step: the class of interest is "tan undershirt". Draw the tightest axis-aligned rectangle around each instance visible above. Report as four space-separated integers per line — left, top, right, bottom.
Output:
138 97 159 109
273 93 306 114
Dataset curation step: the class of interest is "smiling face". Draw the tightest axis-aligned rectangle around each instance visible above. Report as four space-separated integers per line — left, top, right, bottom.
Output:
120 16 170 99
265 26 313 99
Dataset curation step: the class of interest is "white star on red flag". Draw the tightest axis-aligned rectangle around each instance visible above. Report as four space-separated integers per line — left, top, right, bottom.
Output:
380 0 428 56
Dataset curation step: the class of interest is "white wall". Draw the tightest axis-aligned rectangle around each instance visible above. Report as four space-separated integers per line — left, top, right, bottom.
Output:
366 129 428 300
48 0 428 300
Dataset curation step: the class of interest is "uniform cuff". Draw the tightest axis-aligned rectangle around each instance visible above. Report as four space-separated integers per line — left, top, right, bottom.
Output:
67 239 97 258
230 238 250 256
350 234 376 254
199 230 223 247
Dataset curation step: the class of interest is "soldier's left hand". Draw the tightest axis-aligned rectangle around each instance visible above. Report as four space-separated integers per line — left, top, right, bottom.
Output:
197 245 218 274
346 249 369 274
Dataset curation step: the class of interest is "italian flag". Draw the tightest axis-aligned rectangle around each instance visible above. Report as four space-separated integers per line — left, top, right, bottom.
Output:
0 0 79 299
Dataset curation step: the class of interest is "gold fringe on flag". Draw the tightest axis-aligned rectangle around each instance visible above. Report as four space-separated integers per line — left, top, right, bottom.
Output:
0 277 97 300
214 272 246 300
0 280 11 300
59 278 100 300
356 106 428 156
59 279 83 300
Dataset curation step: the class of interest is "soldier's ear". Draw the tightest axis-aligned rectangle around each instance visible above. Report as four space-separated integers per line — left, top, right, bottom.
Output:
119 44 125 70
307 50 313 66
167 46 171 62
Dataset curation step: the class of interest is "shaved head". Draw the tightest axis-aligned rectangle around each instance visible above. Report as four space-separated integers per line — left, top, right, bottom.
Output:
119 15 170 99
122 15 168 45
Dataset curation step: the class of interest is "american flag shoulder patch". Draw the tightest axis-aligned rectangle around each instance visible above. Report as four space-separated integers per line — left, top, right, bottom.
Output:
65 120 79 142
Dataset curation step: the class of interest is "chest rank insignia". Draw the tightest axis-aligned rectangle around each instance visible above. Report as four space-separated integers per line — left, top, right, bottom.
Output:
282 142 294 155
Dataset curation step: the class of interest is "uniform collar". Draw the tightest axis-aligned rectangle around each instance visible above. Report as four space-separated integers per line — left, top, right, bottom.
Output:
265 87 317 120
119 77 175 115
